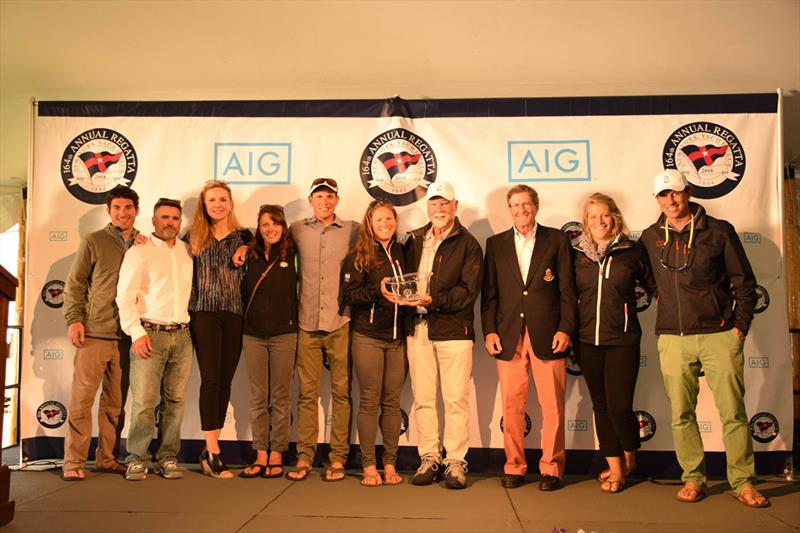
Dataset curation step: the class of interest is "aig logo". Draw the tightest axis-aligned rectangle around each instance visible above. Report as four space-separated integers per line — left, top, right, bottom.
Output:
214 142 291 184
43 349 64 360
748 357 769 368
639 356 648 367
698 421 712 433
49 231 68 241
742 232 761 244
567 420 588 431
507 140 591 182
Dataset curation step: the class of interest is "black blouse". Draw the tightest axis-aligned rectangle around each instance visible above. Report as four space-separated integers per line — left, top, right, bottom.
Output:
187 229 252 314
242 242 298 337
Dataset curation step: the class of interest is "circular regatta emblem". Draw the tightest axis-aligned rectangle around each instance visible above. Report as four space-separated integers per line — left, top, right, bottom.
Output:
500 413 532 437
566 348 582 376
634 284 652 312
37 400 67 429
635 410 656 442
753 285 770 314
749 412 779 443
359 128 437 206
399 409 410 436
560 221 583 248
61 128 138 204
662 122 745 199
41 280 65 308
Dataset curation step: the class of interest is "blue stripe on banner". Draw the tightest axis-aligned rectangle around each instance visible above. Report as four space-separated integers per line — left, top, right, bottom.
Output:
37 94 778 118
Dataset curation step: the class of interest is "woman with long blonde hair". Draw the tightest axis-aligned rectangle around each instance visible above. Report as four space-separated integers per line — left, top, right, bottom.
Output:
186 180 251 478
573 192 655 493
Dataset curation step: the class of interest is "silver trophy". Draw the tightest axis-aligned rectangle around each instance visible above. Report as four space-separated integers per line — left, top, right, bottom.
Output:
385 272 432 304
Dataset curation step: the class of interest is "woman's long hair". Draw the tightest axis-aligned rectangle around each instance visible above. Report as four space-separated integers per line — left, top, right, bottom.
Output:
581 192 629 245
188 180 242 256
250 204 293 262
353 199 397 272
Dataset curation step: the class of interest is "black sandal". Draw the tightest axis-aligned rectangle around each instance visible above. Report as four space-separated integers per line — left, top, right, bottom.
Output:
238 463 267 478
262 463 284 479
199 448 232 479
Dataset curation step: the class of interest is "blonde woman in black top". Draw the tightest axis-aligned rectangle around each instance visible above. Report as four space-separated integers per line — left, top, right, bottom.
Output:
186 180 251 478
239 205 298 479
573 193 655 493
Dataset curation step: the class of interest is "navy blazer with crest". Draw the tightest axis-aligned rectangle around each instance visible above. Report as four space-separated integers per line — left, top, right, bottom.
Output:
481 224 577 361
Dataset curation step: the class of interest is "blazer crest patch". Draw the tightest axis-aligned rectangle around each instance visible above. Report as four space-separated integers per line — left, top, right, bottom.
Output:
543 267 555 282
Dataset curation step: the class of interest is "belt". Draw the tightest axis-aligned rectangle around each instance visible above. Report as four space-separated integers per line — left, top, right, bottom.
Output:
141 321 189 332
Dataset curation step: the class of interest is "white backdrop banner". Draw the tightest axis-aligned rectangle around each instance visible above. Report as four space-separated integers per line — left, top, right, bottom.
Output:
23 95 790 463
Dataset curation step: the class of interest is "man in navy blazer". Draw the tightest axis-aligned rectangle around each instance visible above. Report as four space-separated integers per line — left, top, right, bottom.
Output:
481 184 577 491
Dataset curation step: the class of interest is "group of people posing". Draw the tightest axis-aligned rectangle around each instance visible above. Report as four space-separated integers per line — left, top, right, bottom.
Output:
60 170 769 507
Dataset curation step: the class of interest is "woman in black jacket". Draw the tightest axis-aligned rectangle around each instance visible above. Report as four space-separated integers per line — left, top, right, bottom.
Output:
341 199 407 487
574 193 655 493
239 204 298 479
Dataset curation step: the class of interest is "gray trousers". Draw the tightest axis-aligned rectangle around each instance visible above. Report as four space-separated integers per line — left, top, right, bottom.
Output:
242 333 297 453
351 332 407 467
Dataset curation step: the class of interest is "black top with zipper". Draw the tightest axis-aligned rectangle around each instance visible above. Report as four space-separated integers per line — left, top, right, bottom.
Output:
574 234 656 346
242 242 298 338
639 202 756 336
340 240 407 342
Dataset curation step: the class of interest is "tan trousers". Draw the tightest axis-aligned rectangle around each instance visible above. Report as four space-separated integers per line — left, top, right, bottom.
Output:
63 337 123 470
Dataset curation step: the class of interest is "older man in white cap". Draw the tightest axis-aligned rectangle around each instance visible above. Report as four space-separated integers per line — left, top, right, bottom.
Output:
401 181 483 489
640 169 768 507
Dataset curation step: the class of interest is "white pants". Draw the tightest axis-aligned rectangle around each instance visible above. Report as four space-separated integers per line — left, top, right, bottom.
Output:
406 320 473 464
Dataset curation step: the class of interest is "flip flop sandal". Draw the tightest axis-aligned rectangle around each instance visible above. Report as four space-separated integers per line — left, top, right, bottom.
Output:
600 478 625 493
675 483 705 503
596 469 611 483
92 463 127 474
731 489 770 508
383 472 404 486
360 472 383 487
62 468 85 481
322 463 347 482
238 464 267 478
285 464 312 481
262 464 284 479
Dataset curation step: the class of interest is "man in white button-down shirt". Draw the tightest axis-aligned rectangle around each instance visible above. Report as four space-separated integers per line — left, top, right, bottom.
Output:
116 198 194 481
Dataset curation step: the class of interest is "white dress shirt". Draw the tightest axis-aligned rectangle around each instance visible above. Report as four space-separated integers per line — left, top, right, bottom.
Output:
116 235 193 341
514 222 537 281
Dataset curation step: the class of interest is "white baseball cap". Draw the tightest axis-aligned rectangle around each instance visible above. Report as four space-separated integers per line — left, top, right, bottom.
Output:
309 177 339 195
426 181 455 201
653 169 688 196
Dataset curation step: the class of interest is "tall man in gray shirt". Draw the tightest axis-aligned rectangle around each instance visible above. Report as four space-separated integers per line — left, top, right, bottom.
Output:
287 177 359 481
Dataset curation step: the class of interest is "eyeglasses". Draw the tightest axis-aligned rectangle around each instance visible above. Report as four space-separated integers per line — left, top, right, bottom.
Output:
659 216 695 271
509 201 535 211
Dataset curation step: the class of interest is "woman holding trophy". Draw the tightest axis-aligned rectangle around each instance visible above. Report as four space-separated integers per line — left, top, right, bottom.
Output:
341 199 409 487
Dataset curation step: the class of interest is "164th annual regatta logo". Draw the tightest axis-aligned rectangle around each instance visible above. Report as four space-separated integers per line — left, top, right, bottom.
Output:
662 122 745 199
61 128 138 204
359 128 437 206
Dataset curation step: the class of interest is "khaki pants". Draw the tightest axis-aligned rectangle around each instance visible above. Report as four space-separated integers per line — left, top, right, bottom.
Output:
406 321 473 465
295 324 351 464
63 337 123 470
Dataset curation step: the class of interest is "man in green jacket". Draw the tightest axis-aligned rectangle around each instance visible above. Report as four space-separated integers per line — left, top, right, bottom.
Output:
61 186 140 481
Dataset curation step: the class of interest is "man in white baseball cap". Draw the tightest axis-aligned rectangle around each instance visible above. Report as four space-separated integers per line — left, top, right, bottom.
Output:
640 169 767 507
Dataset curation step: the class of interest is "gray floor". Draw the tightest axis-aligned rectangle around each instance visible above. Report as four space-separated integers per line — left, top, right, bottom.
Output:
3 456 799 533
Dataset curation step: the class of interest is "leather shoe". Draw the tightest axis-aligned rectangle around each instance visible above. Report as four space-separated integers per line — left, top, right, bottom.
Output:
502 474 525 488
539 474 561 491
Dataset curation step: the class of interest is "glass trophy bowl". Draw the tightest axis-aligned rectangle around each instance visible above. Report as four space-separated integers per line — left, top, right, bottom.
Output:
385 272 432 304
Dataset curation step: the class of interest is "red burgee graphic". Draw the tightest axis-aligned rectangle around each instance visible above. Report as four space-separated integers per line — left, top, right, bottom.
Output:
377 151 421 178
680 144 728 171
78 151 123 176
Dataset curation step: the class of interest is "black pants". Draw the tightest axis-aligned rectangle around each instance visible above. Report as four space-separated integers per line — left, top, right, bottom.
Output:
190 311 243 431
578 342 641 457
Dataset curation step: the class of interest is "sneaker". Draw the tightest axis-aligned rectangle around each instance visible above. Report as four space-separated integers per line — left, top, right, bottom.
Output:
125 462 148 481
155 460 183 480
412 455 441 486
444 460 467 490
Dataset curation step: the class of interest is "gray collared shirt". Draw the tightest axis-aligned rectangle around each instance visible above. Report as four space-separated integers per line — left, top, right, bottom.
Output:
290 215 359 332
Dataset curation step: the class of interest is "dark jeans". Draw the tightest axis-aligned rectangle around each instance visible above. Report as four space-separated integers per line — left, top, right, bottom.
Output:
578 342 641 457
190 311 243 431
